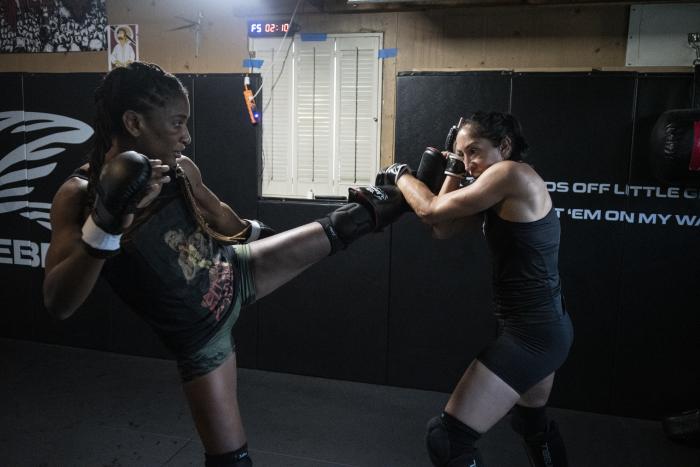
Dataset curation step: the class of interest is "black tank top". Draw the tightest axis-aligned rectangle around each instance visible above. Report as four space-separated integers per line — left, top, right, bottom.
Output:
483 207 563 320
72 167 238 356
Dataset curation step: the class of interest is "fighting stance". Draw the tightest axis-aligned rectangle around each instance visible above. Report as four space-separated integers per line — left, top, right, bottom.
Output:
378 112 574 467
42 62 407 467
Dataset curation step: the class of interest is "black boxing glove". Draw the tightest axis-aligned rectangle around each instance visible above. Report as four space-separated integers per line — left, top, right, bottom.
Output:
81 151 151 256
444 118 467 178
416 147 447 194
376 147 448 195
445 152 467 178
444 121 460 153
244 219 276 242
650 108 700 185
375 162 411 186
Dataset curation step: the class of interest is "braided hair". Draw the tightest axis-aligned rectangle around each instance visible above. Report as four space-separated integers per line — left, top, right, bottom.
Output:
460 111 529 161
87 62 188 206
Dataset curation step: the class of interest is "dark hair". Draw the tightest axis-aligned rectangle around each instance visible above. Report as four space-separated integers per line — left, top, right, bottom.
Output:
461 111 529 161
87 61 188 204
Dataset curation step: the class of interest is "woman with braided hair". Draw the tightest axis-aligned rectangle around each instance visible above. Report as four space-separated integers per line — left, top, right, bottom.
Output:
42 61 392 466
388 111 574 467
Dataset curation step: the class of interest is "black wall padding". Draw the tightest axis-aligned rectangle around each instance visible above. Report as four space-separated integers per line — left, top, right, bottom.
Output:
387 214 496 391
16 73 120 353
0 73 34 341
512 72 637 413
389 72 510 392
255 200 391 384
2 71 697 420
192 74 260 221
394 72 511 164
613 74 699 418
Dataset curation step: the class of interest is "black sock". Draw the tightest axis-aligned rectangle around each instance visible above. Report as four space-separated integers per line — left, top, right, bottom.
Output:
441 412 481 457
205 443 252 467
316 217 345 255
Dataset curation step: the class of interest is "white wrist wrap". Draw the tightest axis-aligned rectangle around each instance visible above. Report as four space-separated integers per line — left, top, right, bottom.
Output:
246 219 262 242
81 216 122 251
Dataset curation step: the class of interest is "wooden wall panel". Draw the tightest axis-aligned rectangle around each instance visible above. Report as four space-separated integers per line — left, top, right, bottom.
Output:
395 5 628 71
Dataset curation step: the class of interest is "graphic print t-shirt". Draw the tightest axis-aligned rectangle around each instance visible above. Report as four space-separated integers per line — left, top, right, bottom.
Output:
104 182 238 356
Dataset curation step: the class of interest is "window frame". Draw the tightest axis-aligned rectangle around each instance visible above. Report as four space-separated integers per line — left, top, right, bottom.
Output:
250 32 383 199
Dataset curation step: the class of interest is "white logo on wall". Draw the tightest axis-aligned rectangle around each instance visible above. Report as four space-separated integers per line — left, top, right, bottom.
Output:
0 111 93 268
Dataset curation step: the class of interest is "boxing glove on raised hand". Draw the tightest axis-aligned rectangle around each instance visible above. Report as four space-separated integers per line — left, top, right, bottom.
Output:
92 151 152 234
444 119 461 153
445 152 467 178
376 146 447 195
375 162 411 186
81 151 151 257
416 146 447 194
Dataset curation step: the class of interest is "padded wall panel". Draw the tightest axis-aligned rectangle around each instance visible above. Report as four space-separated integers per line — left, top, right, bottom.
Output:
613 74 699 418
256 200 390 384
191 74 259 220
394 72 511 166
388 215 496 392
3 71 696 420
20 73 113 351
512 73 636 413
389 72 509 392
0 73 32 339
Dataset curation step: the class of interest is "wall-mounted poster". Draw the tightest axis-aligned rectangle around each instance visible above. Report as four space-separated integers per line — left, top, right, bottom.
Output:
0 0 107 53
106 24 138 70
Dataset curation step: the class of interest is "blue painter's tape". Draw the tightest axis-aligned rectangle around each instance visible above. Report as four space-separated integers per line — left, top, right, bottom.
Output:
378 48 397 59
243 59 264 69
301 33 327 41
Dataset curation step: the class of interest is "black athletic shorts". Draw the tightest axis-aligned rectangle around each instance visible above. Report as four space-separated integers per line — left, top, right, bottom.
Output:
477 310 574 394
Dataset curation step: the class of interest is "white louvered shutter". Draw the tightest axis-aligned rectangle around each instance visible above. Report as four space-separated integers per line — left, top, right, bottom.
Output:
252 37 294 197
294 38 334 196
335 36 380 193
253 33 382 199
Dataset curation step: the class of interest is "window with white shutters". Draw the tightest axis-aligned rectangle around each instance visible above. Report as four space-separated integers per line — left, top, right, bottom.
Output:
250 33 382 199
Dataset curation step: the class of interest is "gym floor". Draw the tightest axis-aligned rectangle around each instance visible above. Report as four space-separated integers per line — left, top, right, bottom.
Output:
1 338 696 467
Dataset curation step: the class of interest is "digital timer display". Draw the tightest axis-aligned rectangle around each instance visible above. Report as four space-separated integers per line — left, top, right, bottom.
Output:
247 20 298 37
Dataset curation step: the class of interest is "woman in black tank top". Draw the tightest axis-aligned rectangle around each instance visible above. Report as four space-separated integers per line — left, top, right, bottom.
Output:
394 112 573 467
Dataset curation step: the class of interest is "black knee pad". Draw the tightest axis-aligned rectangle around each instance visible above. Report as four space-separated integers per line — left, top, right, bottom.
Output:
426 413 484 467
205 443 252 467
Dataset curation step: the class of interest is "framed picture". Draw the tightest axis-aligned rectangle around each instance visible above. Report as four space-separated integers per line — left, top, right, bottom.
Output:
0 1 107 53
106 24 138 70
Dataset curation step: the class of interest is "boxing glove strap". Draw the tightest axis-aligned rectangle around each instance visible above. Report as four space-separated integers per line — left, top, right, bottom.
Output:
81 216 122 256
245 219 262 242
